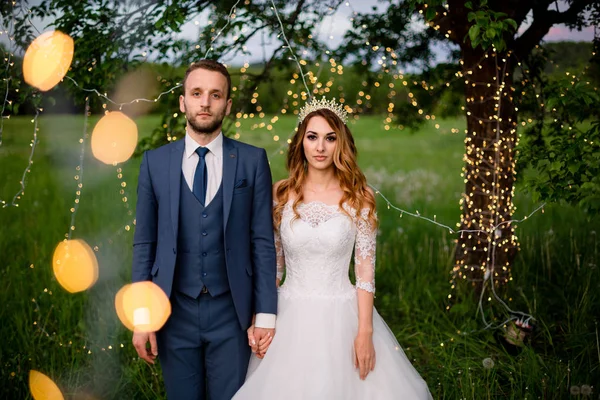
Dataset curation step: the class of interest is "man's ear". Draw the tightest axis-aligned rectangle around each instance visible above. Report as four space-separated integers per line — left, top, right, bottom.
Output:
225 98 232 116
179 95 185 113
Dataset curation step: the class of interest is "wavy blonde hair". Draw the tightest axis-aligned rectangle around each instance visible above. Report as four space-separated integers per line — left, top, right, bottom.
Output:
273 108 377 231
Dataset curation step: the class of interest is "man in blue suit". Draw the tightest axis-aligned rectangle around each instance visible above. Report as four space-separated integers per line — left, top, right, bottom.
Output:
131 59 277 400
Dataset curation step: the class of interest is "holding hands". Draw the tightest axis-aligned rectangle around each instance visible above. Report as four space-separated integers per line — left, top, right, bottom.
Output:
247 323 275 359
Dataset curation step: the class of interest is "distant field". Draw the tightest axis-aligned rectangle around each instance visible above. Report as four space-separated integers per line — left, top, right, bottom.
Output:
1 114 598 399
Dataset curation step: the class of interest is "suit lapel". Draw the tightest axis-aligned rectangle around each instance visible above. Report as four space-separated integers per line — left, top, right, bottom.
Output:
222 136 238 229
170 139 185 239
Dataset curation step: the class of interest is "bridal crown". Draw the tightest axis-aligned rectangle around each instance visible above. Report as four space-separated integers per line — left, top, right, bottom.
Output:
298 97 348 125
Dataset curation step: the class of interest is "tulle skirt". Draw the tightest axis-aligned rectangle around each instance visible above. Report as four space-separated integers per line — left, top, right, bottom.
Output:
233 293 433 399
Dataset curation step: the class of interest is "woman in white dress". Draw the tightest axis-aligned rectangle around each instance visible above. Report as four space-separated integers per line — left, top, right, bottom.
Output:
233 98 432 399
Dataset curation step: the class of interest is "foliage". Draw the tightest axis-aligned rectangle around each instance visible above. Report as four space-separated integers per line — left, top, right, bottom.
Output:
465 0 517 52
518 75 600 213
1 115 599 398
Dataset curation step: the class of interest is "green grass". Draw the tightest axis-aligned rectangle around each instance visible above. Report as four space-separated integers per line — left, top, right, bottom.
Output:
1 114 598 399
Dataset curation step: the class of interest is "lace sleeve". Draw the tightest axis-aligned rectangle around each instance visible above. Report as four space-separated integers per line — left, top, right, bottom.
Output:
275 228 285 282
273 201 285 283
354 208 376 294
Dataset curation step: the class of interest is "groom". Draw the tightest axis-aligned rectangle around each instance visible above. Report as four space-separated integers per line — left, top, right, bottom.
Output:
131 59 277 400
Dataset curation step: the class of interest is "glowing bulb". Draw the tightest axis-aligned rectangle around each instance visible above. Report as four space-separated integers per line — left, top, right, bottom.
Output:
115 281 171 332
52 239 98 293
91 112 138 164
23 31 74 91
29 370 64 400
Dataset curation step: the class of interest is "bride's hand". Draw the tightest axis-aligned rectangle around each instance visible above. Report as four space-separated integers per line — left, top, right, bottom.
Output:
247 324 258 354
354 331 376 380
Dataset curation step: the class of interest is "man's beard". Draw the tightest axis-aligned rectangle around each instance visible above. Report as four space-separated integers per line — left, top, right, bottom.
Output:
186 108 226 135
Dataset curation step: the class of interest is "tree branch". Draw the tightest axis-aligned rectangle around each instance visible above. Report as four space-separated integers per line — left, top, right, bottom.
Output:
515 0 590 59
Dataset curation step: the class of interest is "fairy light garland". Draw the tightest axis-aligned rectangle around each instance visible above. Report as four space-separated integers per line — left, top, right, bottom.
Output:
2 108 39 208
0 1 17 147
4 4 593 368
0 2 43 209
66 97 90 238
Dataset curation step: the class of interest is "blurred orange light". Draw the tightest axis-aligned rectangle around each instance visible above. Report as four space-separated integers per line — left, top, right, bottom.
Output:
115 281 171 332
52 239 98 293
29 370 64 400
23 31 74 92
91 112 138 165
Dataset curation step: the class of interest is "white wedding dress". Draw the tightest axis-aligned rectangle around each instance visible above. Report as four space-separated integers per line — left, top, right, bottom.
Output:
233 201 433 399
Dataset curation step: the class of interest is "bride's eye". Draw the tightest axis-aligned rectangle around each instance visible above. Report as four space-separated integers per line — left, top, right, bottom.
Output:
326 136 336 142
306 134 317 140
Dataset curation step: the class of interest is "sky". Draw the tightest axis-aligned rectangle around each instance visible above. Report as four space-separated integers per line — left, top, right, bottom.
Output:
174 0 595 66
2 0 596 67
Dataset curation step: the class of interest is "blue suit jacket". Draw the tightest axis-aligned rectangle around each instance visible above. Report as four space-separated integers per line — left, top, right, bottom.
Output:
132 136 277 329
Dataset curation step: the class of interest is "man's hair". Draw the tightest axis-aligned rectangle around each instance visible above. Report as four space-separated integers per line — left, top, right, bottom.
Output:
182 59 232 99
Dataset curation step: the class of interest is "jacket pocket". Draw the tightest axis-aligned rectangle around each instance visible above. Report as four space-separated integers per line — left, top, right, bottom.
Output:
151 263 159 277
233 186 252 195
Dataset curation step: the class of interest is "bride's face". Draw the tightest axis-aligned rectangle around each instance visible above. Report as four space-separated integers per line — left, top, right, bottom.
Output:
303 116 337 171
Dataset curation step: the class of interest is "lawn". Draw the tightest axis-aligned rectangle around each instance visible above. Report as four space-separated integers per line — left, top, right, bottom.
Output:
1 114 598 399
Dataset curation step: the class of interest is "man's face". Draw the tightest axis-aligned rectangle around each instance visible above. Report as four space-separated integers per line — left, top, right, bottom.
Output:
179 68 232 135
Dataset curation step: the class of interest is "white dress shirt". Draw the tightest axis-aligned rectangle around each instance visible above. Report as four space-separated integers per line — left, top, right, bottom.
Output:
182 131 276 329
182 132 223 205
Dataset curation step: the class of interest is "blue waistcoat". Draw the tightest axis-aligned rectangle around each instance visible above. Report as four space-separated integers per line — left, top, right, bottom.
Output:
173 175 229 298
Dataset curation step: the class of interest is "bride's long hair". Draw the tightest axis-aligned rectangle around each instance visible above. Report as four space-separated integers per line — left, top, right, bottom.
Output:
273 108 377 231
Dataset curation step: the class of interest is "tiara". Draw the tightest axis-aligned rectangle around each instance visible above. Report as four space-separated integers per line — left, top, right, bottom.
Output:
298 97 348 125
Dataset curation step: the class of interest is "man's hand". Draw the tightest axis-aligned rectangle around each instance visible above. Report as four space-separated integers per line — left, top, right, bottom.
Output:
133 331 158 364
247 326 275 359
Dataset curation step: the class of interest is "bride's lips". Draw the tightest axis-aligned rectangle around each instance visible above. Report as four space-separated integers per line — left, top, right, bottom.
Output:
314 156 327 161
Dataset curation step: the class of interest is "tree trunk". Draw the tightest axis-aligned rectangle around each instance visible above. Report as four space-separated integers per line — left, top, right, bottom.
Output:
453 48 519 288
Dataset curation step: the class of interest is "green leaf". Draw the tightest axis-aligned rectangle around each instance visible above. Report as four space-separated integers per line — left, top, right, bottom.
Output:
480 0 488 6
505 18 517 31
425 7 437 21
468 25 480 44
465 1 473 10
568 164 580 174
486 28 496 38
550 161 564 171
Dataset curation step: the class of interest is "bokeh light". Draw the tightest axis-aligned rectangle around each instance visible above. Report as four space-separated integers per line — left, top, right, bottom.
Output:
91 111 138 165
23 31 74 92
115 281 171 332
29 370 64 400
112 67 159 117
52 239 99 293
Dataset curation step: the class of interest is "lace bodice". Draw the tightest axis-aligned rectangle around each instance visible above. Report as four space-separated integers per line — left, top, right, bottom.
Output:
275 201 377 299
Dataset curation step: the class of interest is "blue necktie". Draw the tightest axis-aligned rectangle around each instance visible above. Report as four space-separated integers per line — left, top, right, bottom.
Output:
193 147 210 205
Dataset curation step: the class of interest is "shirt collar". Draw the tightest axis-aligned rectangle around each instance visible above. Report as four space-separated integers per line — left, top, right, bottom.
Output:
184 131 223 159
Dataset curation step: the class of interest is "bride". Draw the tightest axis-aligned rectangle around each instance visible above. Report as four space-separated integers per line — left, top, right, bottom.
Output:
233 98 432 399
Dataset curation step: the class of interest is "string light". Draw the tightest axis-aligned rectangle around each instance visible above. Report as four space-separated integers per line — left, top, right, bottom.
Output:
2 107 40 208
64 75 182 110
270 0 311 97
203 0 244 59
0 0 17 147
66 97 90 239
4 3 589 354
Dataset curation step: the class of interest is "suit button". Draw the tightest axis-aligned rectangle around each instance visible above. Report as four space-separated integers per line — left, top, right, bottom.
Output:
202 231 208 236
202 272 207 277
202 252 207 257
202 213 208 218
